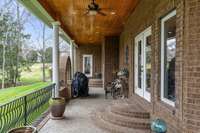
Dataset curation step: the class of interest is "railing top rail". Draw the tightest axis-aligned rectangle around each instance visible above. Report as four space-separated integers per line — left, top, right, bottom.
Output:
0 83 55 107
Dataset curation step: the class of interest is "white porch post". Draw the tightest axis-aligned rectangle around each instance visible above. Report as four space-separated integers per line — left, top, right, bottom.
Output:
52 22 60 97
74 45 77 74
70 40 75 78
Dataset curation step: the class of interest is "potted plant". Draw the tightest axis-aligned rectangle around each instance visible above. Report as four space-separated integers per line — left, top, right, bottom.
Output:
117 68 129 78
49 97 66 120
8 126 37 133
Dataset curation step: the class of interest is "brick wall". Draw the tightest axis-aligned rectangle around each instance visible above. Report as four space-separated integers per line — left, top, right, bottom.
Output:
102 36 119 87
75 44 102 78
183 0 200 133
119 0 189 132
59 52 71 85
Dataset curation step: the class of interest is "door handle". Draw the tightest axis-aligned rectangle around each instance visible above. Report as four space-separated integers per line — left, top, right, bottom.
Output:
141 66 144 72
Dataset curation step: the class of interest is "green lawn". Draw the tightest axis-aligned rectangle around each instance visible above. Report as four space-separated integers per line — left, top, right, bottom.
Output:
20 63 51 84
0 82 51 105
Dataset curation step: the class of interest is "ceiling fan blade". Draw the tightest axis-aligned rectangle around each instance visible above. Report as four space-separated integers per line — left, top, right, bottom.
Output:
84 10 89 16
97 11 106 16
99 8 112 11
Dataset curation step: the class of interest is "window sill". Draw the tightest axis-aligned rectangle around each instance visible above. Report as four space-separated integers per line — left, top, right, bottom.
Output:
159 100 176 116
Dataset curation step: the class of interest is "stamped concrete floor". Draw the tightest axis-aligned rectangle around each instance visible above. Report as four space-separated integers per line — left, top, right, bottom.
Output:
39 87 112 133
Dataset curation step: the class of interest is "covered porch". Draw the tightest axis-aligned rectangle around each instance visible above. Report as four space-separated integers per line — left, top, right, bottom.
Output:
15 0 200 133
40 87 111 133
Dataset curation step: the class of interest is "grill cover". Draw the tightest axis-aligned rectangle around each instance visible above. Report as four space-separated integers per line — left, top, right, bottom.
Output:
71 72 89 97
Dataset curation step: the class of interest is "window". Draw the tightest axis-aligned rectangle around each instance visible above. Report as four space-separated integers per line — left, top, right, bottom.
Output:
125 45 129 64
161 10 176 106
83 55 93 77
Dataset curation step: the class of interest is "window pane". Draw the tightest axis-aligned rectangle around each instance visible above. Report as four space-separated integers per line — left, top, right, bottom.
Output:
84 57 91 74
125 46 129 64
145 36 151 92
138 41 142 89
164 15 176 102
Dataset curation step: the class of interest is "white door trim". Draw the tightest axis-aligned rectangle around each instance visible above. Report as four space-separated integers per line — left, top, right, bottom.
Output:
143 27 151 102
135 33 144 98
134 26 152 102
83 54 93 77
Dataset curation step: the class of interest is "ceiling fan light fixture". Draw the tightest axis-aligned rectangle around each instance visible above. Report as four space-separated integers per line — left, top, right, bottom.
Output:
72 12 77 15
89 10 97 15
110 11 116 15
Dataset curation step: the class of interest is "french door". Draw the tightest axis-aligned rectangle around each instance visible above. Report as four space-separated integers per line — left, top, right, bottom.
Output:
134 27 151 102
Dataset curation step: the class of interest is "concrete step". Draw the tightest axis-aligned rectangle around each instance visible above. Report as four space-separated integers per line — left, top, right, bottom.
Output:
93 111 150 133
89 79 103 87
101 108 150 130
92 98 151 133
110 103 150 119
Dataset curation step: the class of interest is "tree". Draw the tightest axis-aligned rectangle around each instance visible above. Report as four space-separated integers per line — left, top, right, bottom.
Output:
42 23 46 82
26 50 38 63
45 47 52 63
0 1 30 88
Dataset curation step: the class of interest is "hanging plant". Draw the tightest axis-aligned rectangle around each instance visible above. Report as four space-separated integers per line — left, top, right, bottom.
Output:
117 68 129 77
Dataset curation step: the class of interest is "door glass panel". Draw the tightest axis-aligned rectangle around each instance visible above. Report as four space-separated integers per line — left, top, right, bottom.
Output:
138 40 142 89
135 27 151 102
145 36 151 92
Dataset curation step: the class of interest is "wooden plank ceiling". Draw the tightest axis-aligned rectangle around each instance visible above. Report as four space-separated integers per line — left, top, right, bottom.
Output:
38 0 138 45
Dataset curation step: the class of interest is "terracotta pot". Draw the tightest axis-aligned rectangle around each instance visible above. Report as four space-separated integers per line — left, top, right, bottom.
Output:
49 97 66 119
8 126 37 133
59 87 70 102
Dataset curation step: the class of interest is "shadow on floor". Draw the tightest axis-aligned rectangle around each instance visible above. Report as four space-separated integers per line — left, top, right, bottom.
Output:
79 93 103 99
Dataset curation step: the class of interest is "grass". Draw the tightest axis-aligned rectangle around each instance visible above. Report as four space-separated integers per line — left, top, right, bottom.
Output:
0 82 51 105
0 82 52 132
20 63 51 84
0 63 52 131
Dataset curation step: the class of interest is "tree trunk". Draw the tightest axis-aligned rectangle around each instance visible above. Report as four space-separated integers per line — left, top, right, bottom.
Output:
2 29 9 89
15 3 20 86
42 23 46 82
2 38 6 89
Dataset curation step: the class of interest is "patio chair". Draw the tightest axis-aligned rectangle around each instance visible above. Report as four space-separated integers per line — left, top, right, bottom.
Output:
104 82 113 99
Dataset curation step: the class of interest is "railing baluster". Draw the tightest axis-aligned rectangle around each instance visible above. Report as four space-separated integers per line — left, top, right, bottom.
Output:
0 83 55 133
24 96 27 126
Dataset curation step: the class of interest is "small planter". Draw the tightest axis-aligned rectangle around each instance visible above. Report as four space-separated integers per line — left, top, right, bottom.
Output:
117 68 129 78
151 119 167 133
8 126 37 133
49 97 66 120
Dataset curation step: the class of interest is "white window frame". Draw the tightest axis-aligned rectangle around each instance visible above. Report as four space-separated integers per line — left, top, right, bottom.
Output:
83 54 93 77
161 10 176 107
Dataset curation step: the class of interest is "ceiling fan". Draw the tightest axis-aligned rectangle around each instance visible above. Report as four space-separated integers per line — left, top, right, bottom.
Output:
84 0 107 16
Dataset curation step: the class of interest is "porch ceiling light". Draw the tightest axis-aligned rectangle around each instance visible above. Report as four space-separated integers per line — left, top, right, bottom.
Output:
110 11 116 15
72 12 77 15
89 10 97 16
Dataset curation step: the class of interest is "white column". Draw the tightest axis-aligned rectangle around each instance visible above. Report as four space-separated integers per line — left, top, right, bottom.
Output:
70 40 75 78
74 46 77 74
52 22 60 97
